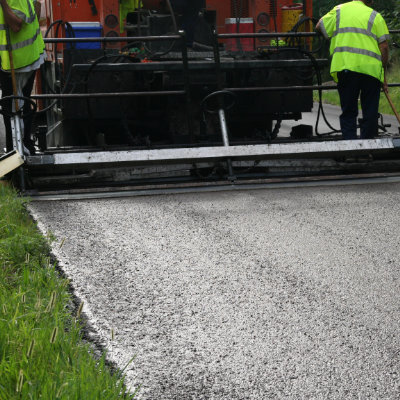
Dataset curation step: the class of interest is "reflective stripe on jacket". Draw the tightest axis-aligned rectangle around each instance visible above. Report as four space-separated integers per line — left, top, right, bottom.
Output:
0 0 45 71
319 1 389 83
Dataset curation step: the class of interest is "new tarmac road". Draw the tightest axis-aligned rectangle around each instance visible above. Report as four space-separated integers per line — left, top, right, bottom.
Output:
29 183 400 399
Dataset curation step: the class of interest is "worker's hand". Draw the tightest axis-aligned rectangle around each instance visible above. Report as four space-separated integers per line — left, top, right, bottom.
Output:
383 80 389 94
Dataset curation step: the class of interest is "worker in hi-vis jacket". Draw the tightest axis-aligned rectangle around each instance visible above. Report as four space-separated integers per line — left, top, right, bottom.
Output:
316 0 389 140
0 0 45 154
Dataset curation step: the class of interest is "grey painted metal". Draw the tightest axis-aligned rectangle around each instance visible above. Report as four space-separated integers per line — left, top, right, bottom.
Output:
218 109 235 178
28 175 400 201
218 109 230 147
26 138 399 167
11 115 26 190
11 116 24 159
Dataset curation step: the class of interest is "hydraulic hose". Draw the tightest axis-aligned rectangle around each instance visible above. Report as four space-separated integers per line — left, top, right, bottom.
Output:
165 0 178 34
38 20 79 115
0 95 37 118
287 16 323 54
261 46 340 137
83 53 141 145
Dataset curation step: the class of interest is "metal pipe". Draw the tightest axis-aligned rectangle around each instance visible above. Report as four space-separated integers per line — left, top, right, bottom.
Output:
218 109 230 147
211 30 235 179
29 90 186 99
24 83 400 101
180 31 194 141
41 29 400 44
43 35 182 43
226 83 400 92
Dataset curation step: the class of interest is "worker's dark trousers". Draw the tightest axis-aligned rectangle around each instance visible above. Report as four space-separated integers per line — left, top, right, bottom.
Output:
0 69 36 152
170 0 203 46
337 70 381 140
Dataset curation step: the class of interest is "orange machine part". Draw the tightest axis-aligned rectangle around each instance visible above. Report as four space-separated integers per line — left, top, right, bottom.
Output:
206 0 312 40
206 0 232 33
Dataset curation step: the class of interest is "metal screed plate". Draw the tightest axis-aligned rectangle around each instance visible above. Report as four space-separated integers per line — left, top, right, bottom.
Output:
26 139 400 167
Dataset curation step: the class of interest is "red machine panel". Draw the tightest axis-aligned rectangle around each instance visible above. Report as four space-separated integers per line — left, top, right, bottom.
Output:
47 0 122 47
206 0 231 33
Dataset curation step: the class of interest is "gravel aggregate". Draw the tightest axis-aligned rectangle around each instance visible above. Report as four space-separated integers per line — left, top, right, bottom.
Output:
29 183 400 399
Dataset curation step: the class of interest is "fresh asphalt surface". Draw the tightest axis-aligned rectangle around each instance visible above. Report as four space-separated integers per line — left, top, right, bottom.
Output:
30 184 400 399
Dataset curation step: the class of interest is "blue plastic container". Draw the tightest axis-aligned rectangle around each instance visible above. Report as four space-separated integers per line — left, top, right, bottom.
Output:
67 22 102 50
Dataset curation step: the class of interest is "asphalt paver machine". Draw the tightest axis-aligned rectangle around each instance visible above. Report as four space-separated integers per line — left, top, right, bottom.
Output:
14 0 400 194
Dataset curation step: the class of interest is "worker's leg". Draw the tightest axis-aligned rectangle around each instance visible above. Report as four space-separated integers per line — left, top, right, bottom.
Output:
21 71 36 144
0 70 13 152
14 71 36 154
183 0 202 46
337 70 361 140
170 0 202 47
359 74 381 139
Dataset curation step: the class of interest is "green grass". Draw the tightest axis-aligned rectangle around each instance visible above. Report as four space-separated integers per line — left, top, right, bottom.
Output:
0 184 135 399
314 64 400 116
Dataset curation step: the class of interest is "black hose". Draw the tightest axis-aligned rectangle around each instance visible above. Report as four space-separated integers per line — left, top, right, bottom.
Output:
0 95 37 118
261 46 340 137
38 20 79 115
83 53 141 144
165 0 178 34
287 16 323 54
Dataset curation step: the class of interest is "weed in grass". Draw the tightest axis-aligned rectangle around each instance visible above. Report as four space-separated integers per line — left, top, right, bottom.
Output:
59 237 66 249
35 292 41 309
56 382 69 398
50 326 59 344
27 339 35 358
45 290 57 312
76 301 84 319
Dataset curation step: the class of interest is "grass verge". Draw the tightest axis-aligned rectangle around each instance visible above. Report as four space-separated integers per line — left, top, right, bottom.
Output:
0 183 134 399
314 63 400 116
